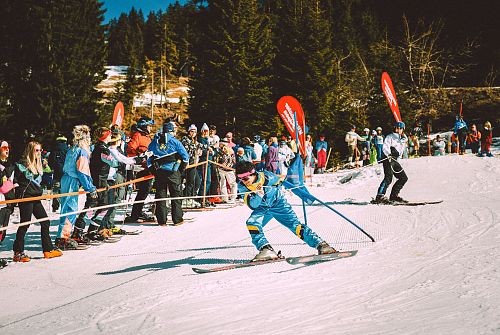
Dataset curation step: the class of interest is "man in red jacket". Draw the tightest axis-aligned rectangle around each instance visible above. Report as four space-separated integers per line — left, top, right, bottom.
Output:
125 117 155 222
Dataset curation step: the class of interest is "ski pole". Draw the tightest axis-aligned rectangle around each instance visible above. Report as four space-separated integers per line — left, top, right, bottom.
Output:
312 195 375 242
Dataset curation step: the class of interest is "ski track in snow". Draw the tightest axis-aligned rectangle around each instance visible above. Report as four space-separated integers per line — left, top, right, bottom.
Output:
0 152 499 334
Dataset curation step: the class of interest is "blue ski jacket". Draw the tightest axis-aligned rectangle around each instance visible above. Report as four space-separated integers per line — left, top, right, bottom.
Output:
237 170 285 210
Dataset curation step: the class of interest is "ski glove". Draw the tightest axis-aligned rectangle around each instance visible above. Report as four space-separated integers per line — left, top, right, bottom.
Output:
390 146 400 158
134 156 145 165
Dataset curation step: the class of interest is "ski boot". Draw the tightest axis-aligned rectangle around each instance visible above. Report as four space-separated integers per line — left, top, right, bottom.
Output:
0 258 8 268
389 195 408 203
373 194 392 204
55 237 80 250
43 249 63 259
13 252 30 263
252 245 279 262
317 241 337 255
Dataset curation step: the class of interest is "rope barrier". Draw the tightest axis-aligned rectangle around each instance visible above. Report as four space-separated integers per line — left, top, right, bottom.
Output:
0 160 204 206
0 183 305 232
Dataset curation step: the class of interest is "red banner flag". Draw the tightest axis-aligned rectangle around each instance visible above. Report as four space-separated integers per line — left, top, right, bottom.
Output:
459 100 463 117
381 72 402 122
276 96 306 157
112 101 124 127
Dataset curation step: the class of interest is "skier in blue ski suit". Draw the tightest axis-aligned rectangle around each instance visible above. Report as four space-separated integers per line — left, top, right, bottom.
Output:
235 161 336 260
56 126 97 248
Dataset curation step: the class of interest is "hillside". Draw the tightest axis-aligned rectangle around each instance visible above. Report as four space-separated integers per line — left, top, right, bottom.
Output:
97 66 190 131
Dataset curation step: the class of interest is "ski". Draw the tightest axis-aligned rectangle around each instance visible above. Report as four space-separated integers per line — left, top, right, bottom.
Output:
122 229 142 235
192 250 358 273
286 250 358 265
370 199 443 206
192 257 286 274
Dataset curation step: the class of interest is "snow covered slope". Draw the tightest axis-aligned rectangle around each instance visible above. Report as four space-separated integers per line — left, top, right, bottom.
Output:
0 153 499 335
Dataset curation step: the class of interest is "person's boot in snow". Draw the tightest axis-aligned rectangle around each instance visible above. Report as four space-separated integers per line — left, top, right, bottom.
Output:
374 194 391 204
317 241 337 255
389 195 408 203
0 258 7 268
252 245 279 262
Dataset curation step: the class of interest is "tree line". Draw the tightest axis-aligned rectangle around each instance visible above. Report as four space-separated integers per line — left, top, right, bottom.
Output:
0 0 497 155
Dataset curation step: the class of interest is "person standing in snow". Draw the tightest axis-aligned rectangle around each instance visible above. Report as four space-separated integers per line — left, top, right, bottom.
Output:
265 137 279 173
181 124 205 207
315 135 328 173
235 160 336 261
345 126 364 165
277 140 294 175
479 121 493 157
0 141 15 245
433 135 446 156
373 121 408 204
373 127 385 161
13 141 63 261
91 132 144 234
216 138 237 203
56 125 98 250
125 116 155 223
305 134 316 177
48 135 69 212
453 115 468 155
467 124 481 154
253 135 264 171
148 121 190 226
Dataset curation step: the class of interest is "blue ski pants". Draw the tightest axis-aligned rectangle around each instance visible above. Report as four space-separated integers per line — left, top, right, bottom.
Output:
246 196 323 251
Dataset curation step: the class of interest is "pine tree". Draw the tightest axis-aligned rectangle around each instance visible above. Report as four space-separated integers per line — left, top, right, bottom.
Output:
1 0 107 143
189 0 275 135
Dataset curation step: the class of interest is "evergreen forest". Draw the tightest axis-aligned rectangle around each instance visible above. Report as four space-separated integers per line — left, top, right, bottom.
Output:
1 0 498 155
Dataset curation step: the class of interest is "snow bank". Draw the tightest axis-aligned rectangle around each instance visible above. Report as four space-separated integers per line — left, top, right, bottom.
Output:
0 150 499 334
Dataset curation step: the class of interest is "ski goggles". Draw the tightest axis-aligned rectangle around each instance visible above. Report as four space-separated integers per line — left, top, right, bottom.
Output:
237 169 256 181
0 146 10 150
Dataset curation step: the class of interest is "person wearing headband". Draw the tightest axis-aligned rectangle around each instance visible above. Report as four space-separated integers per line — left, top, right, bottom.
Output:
234 161 337 262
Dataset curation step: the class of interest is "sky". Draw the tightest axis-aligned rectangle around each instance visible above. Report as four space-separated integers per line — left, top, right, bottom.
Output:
102 0 186 22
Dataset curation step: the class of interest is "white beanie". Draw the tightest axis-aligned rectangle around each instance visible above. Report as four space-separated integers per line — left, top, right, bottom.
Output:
188 124 197 131
201 123 209 131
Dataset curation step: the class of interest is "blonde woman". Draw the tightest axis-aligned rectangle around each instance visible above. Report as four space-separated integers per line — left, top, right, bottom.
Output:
13 141 62 262
56 125 97 250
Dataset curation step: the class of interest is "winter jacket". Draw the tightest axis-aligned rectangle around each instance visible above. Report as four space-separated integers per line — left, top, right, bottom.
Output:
0 158 16 200
345 131 363 146
453 120 468 134
62 146 96 193
265 143 279 172
127 131 151 156
181 136 208 164
49 140 69 180
14 161 43 198
315 140 328 152
148 133 189 172
481 128 492 145
237 170 284 210
242 145 257 162
90 141 119 186
382 133 406 159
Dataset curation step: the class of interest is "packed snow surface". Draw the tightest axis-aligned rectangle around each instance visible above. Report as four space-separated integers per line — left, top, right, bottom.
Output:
1 153 499 334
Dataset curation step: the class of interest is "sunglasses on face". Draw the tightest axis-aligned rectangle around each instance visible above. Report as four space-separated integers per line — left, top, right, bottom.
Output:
239 175 254 182
35 148 43 152
1 146 9 150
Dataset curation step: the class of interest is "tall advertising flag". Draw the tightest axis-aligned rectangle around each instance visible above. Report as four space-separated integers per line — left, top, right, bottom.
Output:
381 72 402 122
276 96 306 157
112 101 125 127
